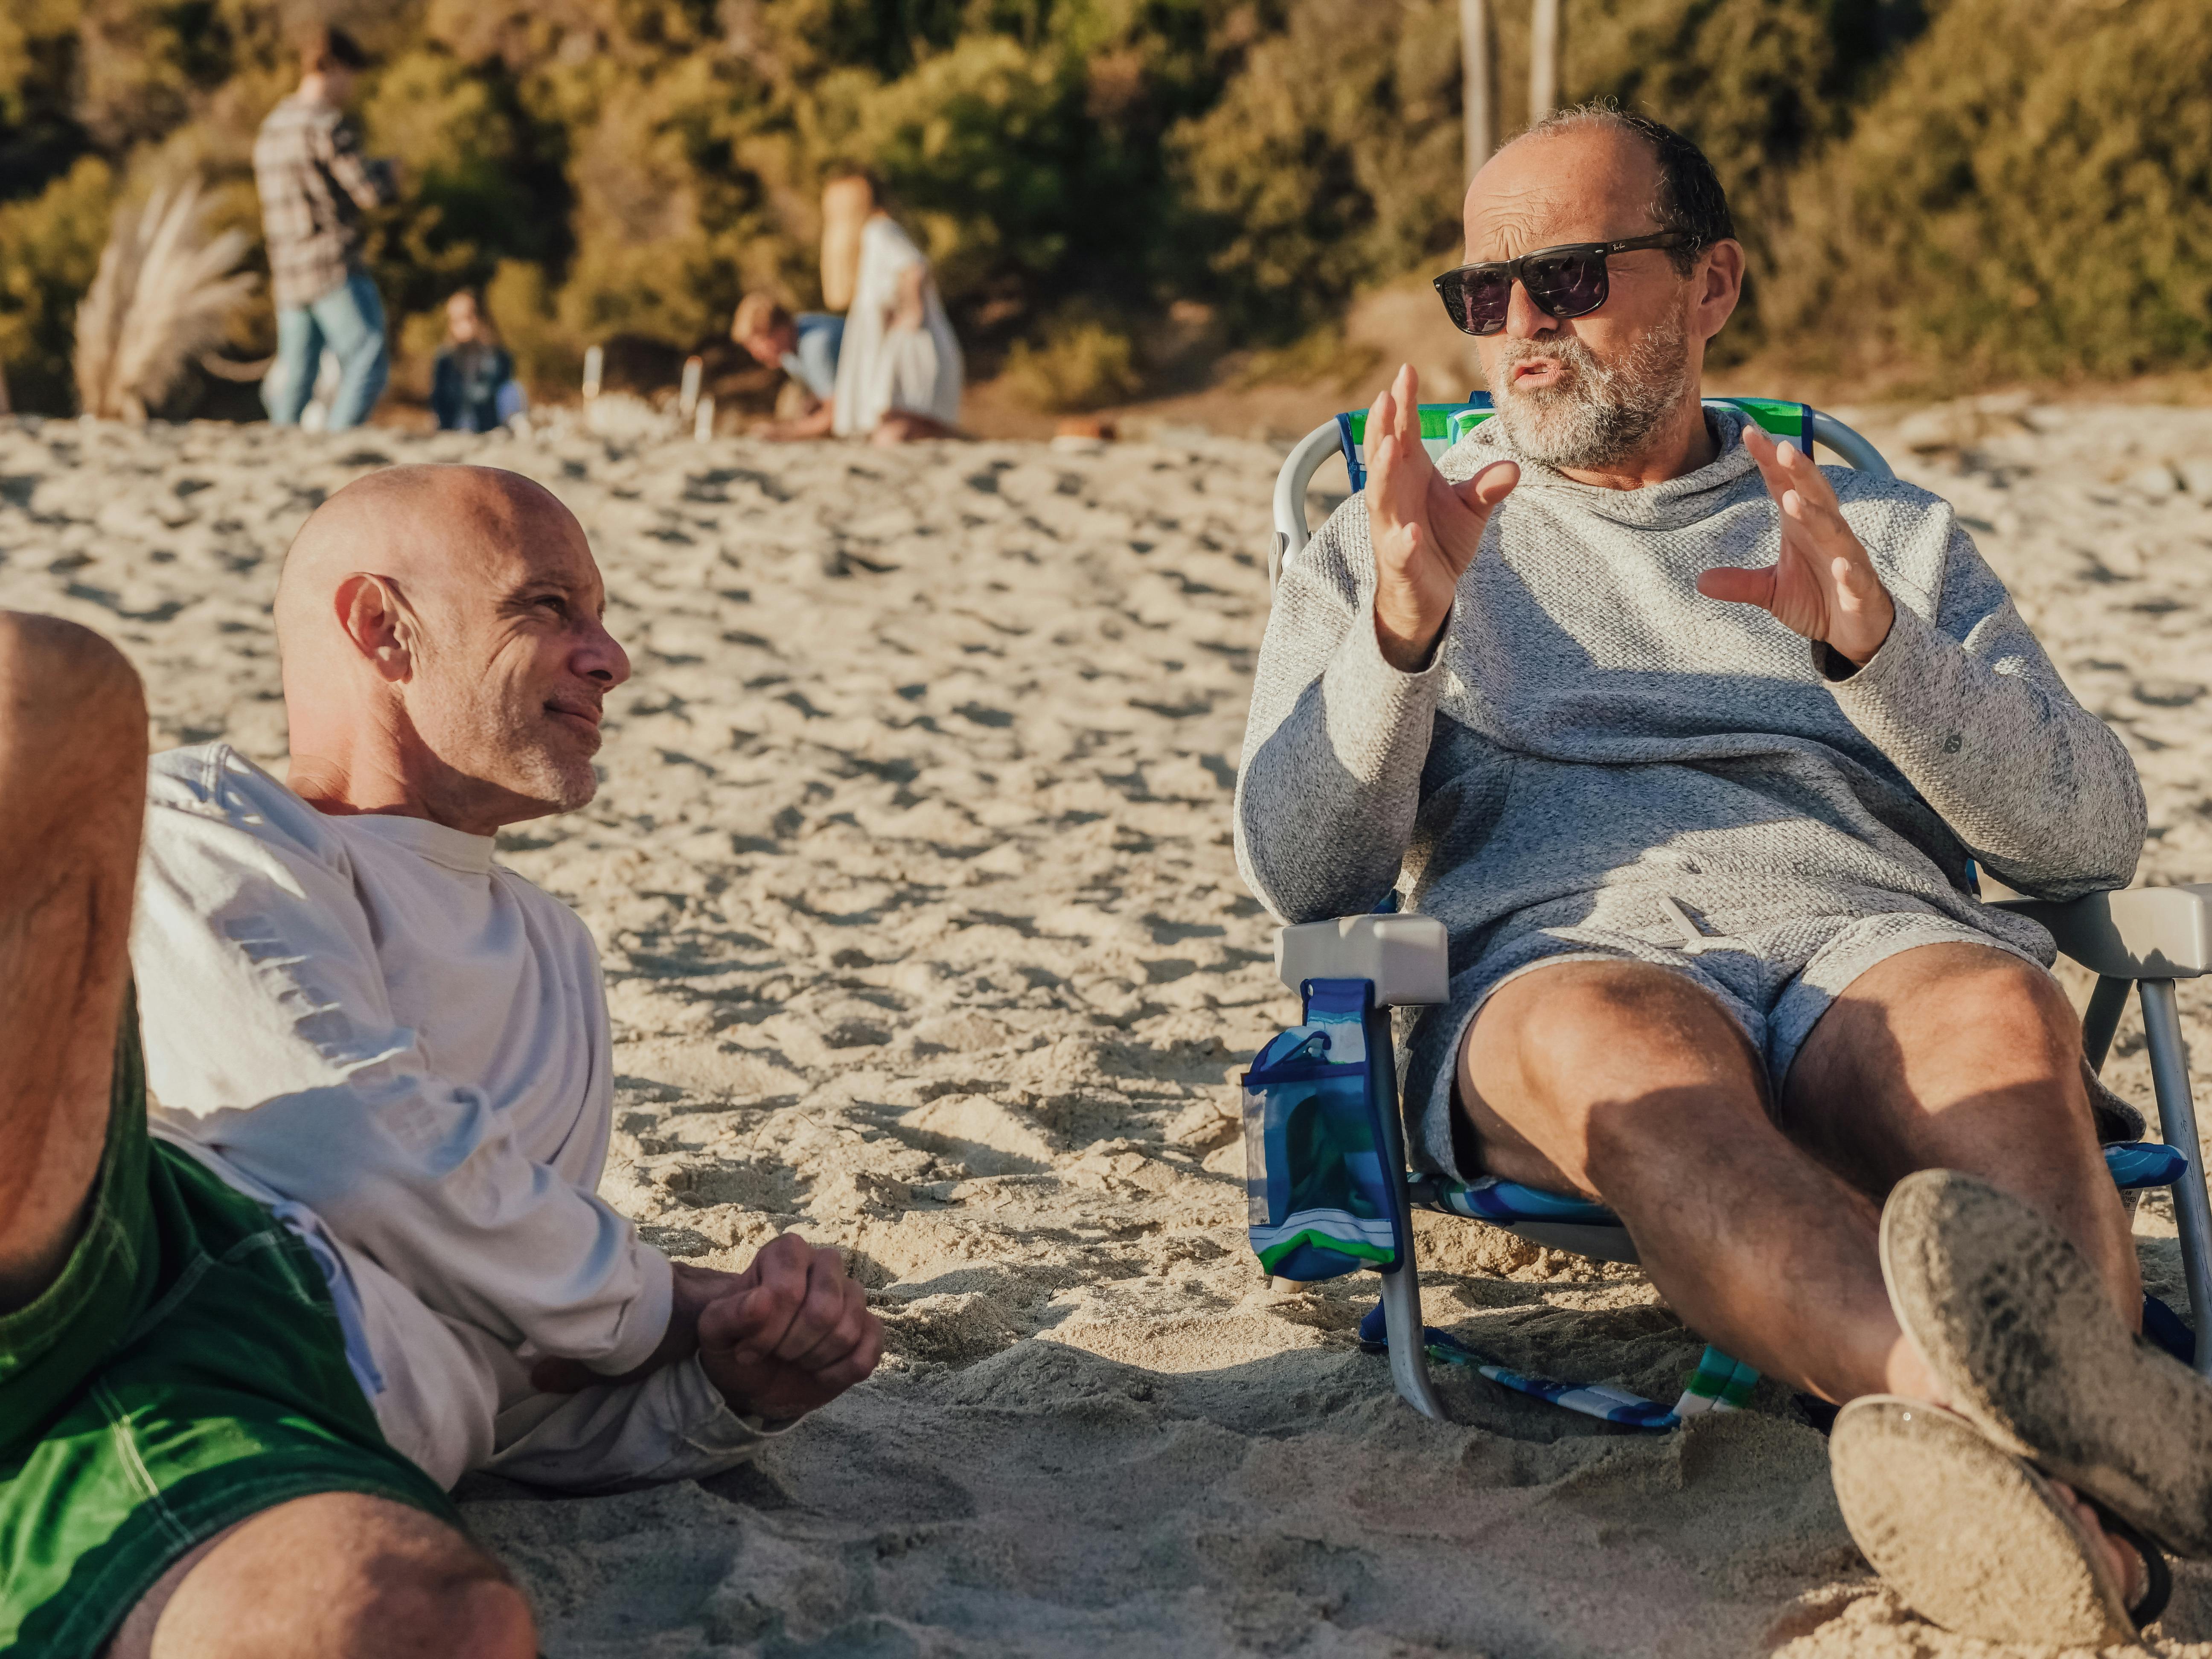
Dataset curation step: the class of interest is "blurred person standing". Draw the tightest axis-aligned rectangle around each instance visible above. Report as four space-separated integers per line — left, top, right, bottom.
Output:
430 289 522 433
823 174 963 445
731 295 842 440
253 26 399 431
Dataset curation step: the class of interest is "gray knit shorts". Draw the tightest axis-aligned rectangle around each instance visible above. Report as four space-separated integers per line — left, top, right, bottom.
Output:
1411 904 2052 1179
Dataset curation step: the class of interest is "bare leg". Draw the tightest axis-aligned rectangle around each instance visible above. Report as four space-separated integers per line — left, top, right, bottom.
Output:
147 1493 534 1659
870 410 960 445
1777 942 2140 1327
1455 960 1916 1401
1780 942 2146 1598
0 618 538 1656
1458 946 2147 1595
0 614 147 1312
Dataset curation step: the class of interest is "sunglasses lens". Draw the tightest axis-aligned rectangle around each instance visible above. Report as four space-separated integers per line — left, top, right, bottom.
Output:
1523 249 1609 319
1439 268 1512 336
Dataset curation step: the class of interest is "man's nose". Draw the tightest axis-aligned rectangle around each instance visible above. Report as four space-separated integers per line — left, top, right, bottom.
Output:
576 618 631 687
1505 279 1558 339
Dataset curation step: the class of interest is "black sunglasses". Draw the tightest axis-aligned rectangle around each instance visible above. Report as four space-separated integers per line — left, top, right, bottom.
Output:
1432 233 1691 336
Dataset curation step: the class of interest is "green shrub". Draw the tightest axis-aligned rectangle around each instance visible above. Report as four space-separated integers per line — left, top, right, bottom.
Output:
0 156 116 410
485 258 578 396
1767 0 2212 383
1003 307 1141 410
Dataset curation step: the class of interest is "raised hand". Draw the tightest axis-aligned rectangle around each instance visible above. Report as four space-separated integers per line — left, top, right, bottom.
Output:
1694 425 1895 666
1365 363 1519 672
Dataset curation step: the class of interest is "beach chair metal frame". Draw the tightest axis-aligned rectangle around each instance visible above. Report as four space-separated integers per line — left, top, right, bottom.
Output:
1262 397 2212 1422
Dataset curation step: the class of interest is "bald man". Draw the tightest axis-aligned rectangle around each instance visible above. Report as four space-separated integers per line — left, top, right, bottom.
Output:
0 467 878 1658
1238 107 2207 1642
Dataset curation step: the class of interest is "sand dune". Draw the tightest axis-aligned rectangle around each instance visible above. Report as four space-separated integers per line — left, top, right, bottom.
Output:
4 400 2212 1656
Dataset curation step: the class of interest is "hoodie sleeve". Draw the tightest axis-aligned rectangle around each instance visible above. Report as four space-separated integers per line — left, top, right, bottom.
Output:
1825 514 2147 900
1233 494 1458 923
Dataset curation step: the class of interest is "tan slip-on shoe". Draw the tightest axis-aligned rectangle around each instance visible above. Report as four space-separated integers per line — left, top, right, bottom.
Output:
1882 1167 2212 1558
1831 1396 2166 1646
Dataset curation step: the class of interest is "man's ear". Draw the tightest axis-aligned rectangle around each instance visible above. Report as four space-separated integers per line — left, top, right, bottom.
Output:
332 573 414 682
1696 239 1746 342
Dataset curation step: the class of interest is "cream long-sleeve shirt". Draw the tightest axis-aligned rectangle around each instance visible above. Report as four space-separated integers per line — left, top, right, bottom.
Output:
130 743 776 1488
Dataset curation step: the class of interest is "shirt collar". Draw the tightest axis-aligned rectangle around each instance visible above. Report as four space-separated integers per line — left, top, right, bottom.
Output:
332 812 497 875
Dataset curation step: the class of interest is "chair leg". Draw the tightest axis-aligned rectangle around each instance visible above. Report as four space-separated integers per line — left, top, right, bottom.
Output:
1367 1004 1448 1422
2084 974 2131 1074
2139 980 2212 1378
1377 1256 1448 1421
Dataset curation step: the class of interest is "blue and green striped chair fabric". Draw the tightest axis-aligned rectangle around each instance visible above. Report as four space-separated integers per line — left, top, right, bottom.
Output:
1333 393 1815 493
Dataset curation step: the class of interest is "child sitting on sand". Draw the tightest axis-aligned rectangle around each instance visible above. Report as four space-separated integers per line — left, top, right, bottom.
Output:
429 288 522 433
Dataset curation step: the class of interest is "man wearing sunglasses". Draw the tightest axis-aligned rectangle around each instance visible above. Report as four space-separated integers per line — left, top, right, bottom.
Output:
1236 105 2203 1643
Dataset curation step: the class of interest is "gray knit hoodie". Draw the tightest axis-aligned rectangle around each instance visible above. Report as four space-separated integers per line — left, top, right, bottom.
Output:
1234 406 2145 1158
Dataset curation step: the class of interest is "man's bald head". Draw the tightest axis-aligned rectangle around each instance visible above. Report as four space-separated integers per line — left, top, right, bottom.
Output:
276 465 569 649
1457 106 1743 476
276 464 630 834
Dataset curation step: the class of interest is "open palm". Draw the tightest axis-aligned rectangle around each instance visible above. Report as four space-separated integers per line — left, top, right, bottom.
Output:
1695 424 1895 665
1366 364 1519 671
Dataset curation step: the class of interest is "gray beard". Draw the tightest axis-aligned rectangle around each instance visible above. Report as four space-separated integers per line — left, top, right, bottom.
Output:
1487 311 1693 469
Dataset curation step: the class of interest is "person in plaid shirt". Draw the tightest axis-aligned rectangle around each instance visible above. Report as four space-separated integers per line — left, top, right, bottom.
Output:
253 28 399 431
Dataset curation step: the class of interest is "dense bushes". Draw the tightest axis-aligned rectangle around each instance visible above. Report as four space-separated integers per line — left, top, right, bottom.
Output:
1765 0 2212 381
0 0 2203 413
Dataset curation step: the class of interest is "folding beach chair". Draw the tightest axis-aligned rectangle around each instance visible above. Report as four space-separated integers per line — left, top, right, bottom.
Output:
1249 393 2212 1426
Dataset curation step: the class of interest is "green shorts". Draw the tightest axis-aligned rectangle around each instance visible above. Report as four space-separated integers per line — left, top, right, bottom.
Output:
0 1014 457 1659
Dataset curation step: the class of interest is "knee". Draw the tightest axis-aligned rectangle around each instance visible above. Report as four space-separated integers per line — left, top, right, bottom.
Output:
0 612 144 753
1937 956 2079 1069
358 1555 536 1659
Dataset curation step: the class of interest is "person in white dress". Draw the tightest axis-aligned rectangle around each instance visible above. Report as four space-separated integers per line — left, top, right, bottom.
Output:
826 175 963 444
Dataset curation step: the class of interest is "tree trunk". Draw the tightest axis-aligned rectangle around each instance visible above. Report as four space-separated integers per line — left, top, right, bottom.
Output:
1530 0 1561 123
1461 0 1492 181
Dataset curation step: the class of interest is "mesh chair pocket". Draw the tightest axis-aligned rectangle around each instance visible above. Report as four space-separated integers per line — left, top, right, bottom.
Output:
1243 999 1404 1278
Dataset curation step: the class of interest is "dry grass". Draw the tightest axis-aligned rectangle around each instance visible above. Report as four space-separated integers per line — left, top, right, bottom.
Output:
74 180 258 422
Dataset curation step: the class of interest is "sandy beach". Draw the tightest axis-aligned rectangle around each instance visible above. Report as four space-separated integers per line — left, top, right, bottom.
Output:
6 399 2212 1657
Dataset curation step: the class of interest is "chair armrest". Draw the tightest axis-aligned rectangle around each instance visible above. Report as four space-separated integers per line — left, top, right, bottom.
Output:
1275 914 1449 1006
1990 886 2212 979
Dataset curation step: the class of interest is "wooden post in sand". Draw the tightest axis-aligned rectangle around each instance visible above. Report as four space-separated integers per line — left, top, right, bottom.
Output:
679 355 702 422
1530 0 1562 123
1461 0 1492 180
582 345 602 402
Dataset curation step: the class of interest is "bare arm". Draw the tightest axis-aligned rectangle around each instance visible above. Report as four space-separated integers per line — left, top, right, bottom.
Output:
317 116 397 210
889 264 927 332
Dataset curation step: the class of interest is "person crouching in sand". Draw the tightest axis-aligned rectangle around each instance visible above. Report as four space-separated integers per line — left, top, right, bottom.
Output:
1236 104 2206 1644
820 170 963 445
0 467 880 1657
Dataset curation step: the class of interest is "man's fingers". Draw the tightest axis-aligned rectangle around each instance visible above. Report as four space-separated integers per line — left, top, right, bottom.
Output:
1695 565 1778 610
789 1281 878 1371
1446 457 1520 517
769 1251 853 1362
699 1241 859 1362
704 1237 814 1356
1391 362 1421 448
1367 379 1399 468
809 1320 885 1393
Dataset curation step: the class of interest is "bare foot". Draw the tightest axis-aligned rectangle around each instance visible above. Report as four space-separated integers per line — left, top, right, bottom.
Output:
2051 1480 2145 1606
